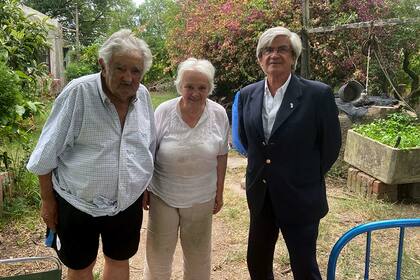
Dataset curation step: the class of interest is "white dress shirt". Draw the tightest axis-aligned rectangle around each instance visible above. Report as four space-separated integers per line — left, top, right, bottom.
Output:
27 73 156 217
262 74 291 141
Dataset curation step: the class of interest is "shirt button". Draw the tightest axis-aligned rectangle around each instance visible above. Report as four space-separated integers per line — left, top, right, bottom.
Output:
266 159 271 164
262 179 267 184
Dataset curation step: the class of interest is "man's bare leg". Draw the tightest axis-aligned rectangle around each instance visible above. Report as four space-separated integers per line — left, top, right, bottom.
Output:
103 255 129 280
67 259 96 280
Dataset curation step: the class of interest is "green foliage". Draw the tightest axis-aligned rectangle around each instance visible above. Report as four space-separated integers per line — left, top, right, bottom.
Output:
136 0 180 85
23 0 138 46
0 0 50 76
0 0 51 100
1 140 41 220
0 99 51 223
65 62 96 81
166 0 301 99
0 61 23 127
0 0 50 143
65 44 101 81
353 113 420 148
310 0 419 96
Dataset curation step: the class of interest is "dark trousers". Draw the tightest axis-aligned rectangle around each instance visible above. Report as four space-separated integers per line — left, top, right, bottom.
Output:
247 193 322 280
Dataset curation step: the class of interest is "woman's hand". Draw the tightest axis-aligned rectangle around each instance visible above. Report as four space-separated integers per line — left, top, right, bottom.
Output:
142 189 150 210
213 190 223 214
214 153 227 214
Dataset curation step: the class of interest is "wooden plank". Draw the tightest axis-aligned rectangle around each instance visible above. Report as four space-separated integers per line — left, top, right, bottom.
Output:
307 17 420 34
300 0 311 78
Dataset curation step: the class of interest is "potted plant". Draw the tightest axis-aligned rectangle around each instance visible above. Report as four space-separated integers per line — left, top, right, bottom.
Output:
344 113 420 184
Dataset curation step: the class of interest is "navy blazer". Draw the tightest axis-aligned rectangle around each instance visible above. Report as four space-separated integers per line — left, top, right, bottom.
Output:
238 75 341 224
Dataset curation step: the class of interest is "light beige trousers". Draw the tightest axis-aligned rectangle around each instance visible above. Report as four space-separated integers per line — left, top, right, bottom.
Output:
144 193 214 280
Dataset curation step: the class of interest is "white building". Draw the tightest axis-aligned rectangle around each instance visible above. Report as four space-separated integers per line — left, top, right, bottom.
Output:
21 4 65 93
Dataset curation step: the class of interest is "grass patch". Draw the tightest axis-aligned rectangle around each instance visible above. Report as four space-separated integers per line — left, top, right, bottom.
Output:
218 153 420 279
0 101 51 228
150 90 178 109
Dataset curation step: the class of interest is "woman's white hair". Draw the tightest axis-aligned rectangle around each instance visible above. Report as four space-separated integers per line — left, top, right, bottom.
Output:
256 26 302 70
98 29 153 79
174 57 216 95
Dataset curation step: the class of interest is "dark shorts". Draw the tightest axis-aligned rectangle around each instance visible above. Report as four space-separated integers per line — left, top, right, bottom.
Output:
53 194 143 270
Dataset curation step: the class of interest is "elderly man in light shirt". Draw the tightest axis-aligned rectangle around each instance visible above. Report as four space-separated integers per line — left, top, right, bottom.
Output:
27 29 155 280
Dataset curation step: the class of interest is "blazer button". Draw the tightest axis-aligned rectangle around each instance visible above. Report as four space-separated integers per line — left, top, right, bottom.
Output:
262 179 267 184
265 159 271 164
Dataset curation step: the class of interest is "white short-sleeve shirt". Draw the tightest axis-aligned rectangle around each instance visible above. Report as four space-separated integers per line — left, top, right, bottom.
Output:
150 97 229 208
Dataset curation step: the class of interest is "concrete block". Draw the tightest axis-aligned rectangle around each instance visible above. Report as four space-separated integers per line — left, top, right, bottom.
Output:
344 130 420 184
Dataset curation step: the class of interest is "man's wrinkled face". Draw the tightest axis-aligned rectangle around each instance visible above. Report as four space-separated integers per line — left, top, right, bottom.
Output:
258 35 295 78
100 50 144 103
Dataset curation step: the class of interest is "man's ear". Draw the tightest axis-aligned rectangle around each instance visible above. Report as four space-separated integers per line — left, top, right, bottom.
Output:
98 58 106 72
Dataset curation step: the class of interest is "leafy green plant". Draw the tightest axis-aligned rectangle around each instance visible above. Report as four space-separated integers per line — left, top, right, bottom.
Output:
0 60 22 126
65 62 97 81
353 113 420 148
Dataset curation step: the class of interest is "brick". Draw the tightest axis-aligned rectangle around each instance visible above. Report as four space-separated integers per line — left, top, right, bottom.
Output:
372 180 398 202
346 167 358 192
346 167 400 202
355 172 363 194
358 172 373 197
372 180 396 194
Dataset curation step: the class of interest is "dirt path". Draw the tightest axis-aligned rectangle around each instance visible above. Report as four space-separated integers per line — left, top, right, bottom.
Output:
0 153 251 279
2 153 419 279
118 154 250 279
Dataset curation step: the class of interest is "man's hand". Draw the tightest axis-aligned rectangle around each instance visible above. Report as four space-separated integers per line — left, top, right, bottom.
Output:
38 173 57 230
41 194 58 230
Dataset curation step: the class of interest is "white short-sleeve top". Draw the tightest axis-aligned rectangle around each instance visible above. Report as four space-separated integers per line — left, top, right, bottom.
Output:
150 96 229 208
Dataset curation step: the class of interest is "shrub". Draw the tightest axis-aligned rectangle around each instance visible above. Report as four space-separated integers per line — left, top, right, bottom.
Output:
0 61 22 127
167 0 301 99
65 62 97 81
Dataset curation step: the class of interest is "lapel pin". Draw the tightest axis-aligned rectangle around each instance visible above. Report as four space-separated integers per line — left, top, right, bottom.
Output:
290 103 294 109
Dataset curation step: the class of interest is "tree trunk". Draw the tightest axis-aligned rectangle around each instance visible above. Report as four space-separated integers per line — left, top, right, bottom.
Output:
402 48 419 107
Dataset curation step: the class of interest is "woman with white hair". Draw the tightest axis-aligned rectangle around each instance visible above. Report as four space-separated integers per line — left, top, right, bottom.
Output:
237 26 341 279
143 58 229 280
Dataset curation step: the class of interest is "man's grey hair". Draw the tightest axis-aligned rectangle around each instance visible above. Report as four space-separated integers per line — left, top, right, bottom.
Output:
98 29 153 79
174 57 216 95
256 26 302 70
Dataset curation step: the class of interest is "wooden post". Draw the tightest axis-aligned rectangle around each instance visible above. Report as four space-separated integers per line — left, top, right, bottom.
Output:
301 0 311 78
75 4 80 59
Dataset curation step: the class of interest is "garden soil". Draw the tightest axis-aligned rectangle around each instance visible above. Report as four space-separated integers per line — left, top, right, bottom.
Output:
1 154 346 280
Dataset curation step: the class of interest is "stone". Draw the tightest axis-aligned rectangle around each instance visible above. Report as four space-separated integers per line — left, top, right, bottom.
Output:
344 130 420 184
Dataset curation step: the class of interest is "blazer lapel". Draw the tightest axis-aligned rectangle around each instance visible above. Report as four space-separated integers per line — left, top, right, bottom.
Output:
270 75 302 137
249 80 265 141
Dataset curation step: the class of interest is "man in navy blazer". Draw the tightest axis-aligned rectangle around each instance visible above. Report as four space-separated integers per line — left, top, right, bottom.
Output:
238 27 341 279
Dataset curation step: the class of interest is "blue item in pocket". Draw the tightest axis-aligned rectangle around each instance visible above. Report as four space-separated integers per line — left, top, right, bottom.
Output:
231 91 247 156
45 228 55 247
